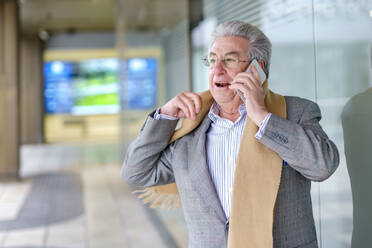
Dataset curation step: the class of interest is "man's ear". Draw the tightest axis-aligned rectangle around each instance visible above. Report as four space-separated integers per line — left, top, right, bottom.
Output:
258 60 265 71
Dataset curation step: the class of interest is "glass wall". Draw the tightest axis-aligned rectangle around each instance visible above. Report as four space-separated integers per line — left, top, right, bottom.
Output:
116 0 190 246
116 0 191 146
116 0 372 247
191 0 372 248
314 1 372 247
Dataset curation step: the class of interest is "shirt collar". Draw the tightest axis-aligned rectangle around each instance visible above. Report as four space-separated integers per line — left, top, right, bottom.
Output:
208 101 246 123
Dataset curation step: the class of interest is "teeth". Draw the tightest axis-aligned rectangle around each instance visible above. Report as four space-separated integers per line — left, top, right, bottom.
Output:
216 83 230 87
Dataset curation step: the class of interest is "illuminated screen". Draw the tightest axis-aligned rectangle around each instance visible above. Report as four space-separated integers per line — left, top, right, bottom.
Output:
44 57 158 115
127 58 157 109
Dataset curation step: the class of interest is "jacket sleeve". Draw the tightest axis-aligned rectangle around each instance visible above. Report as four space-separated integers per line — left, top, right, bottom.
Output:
121 111 178 187
258 100 340 182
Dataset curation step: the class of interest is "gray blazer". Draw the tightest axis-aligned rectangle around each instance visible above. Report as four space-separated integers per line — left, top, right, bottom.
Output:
121 96 340 248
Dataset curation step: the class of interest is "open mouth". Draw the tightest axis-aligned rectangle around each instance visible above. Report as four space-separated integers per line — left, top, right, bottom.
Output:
215 82 231 88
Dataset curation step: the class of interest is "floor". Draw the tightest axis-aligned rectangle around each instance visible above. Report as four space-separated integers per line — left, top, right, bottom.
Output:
0 143 354 248
0 143 188 248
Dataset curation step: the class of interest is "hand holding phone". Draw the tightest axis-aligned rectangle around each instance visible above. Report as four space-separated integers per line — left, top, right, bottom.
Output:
236 59 266 103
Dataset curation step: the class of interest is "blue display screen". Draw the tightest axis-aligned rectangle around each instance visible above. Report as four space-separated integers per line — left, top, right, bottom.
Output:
44 57 158 115
44 61 75 114
127 58 157 109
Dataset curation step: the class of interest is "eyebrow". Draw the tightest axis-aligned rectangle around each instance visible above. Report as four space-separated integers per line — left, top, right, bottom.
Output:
209 51 240 57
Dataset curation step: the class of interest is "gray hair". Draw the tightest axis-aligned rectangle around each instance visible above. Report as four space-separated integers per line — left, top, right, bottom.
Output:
210 20 272 77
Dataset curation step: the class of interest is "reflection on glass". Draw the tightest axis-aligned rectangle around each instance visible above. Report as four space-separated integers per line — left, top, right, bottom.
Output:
314 1 372 247
342 87 372 247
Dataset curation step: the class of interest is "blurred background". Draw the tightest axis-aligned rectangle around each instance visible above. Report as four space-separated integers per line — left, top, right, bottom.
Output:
0 0 371 247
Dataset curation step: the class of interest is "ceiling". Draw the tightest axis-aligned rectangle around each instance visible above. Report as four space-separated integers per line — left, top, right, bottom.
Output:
20 0 188 35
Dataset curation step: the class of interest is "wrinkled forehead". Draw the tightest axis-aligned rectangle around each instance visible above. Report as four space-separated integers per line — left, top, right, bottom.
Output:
209 51 241 58
209 36 250 56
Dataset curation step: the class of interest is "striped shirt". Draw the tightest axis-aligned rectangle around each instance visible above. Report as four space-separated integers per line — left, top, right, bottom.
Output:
154 103 272 219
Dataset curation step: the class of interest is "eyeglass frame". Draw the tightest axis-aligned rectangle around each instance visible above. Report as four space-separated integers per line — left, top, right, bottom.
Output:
201 54 254 69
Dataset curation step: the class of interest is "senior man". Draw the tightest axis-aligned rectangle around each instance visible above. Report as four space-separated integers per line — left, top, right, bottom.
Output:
121 20 339 248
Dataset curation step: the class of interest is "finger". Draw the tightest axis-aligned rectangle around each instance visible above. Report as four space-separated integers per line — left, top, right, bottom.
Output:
184 92 202 113
179 94 197 119
234 73 260 88
177 111 187 119
246 72 261 88
231 76 254 91
250 65 262 87
229 82 250 95
233 72 254 82
175 96 191 119
233 73 251 81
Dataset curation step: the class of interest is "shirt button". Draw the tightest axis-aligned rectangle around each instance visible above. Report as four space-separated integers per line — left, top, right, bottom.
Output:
229 126 234 131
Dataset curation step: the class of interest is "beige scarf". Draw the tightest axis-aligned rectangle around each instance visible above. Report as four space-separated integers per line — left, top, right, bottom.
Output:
135 81 287 247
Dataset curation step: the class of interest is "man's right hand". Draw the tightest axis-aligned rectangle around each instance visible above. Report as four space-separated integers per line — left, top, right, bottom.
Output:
159 92 202 120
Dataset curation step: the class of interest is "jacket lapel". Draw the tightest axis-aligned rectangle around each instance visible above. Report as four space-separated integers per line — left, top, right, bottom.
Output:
188 116 227 222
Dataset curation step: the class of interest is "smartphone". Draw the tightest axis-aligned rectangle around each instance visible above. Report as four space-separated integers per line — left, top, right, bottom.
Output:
236 59 267 103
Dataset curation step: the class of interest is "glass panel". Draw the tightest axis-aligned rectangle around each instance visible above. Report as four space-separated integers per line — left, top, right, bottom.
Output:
116 1 190 247
261 0 317 100
191 18 217 92
117 0 190 145
193 0 322 244
259 0 321 241
313 1 372 247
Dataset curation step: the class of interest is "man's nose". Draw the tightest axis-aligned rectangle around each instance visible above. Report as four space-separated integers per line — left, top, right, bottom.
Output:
213 59 226 74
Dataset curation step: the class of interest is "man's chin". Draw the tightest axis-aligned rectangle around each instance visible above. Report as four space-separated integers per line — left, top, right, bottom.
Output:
211 89 237 103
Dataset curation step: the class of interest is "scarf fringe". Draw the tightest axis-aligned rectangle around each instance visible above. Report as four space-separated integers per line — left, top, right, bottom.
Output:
133 188 181 210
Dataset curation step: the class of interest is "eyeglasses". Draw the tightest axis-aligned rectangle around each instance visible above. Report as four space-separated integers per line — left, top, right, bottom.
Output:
201 54 250 69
